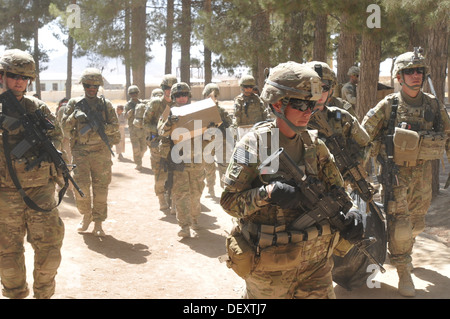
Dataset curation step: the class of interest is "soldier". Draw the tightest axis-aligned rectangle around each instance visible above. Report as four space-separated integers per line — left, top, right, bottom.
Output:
143 74 177 211
362 49 450 296
233 75 270 139
202 83 233 195
158 82 206 238
125 85 146 170
115 105 126 160
220 61 364 299
341 66 359 111
62 68 120 237
0 49 65 299
306 61 371 175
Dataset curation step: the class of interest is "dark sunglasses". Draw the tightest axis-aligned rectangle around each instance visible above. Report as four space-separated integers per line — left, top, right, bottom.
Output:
83 83 100 89
242 85 254 89
173 92 189 98
289 98 316 111
6 72 32 81
162 85 171 91
402 67 425 75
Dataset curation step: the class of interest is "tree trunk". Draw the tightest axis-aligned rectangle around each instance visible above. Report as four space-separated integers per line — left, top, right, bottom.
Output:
288 11 306 63
425 18 449 197
203 0 212 85
180 0 191 86
251 8 270 90
337 13 357 85
165 0 174 75
131 0 147 97
124 1 131 98
357 33 381 121
313 14 327 62
33 15 41 98
66 34 73 99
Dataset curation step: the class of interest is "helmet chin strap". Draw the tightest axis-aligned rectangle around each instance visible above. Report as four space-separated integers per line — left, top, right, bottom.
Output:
270 99 308 135
400 72 424 91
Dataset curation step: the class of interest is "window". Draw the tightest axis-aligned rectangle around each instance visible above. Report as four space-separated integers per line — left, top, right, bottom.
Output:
52 83 58 91
40 83 46 91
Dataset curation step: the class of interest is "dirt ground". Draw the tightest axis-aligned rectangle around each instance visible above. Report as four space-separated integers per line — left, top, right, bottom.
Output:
4 103 450 300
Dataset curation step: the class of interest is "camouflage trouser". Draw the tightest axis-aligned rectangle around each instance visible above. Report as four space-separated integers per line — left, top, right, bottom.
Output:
0 182 64 299
172 164 205 228
386 161 432 266
243 233 338 299
150 146 167 197
129 127 147 166
204 161 216 189
72 143 112 222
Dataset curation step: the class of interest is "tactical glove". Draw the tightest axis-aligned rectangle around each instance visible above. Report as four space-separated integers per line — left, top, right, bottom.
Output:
340 209 364 244
269 181 302 210
74 110 88 122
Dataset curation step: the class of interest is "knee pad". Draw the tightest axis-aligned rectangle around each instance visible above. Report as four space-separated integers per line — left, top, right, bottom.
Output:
392 218 413 242
0 255 24 279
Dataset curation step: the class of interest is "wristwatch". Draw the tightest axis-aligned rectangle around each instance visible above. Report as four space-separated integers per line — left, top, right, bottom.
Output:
258 185 270 201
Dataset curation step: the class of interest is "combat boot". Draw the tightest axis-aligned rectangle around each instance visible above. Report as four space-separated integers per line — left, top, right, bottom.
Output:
158 195 169 210
397 264 415 297
77 213 92 232
93 221 105 237
178 226 190 238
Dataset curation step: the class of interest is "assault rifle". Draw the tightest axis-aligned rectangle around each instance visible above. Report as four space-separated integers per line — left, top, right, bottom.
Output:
309 110 385 221
0 90 85 210
259 147 385 272
445 173 450 189
77 98 115 157
377 97 399 213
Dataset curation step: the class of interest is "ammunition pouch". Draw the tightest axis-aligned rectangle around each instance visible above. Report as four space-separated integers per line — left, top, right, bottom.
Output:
1 158 56 188
393 128 446 165
225 220 337 277
393 127 420 165
417 132 447 161
225 227 255 279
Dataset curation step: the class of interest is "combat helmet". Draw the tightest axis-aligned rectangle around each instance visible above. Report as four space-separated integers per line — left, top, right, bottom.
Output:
239 75 256 87
202 83 220 98
0 49 36 80
128 85 140 95
261 61 322 106
393 47 428 79
261 61 322 132
79 68 103 86
161 74 178 90
170 82 191 100
306 61 337 88
347 66 360 76
151 88 164 98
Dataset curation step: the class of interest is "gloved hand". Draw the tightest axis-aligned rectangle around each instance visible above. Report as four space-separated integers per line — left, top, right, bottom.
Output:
340 209 364 244
74 110 88 121
268 181 302 210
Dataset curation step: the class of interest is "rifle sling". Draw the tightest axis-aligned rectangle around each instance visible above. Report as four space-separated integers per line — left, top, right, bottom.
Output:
1 96 68 212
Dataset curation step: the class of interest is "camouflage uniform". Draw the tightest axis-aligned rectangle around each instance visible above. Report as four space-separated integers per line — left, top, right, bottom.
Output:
143 75 178 211
341 66 359 109
306 61 371 176
362 50 450 296
125 85 146 169
0 49 64 299
233 75 270 139
158 82 205 237
220 62 363 299
202 83 233 195
62 68 120 237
